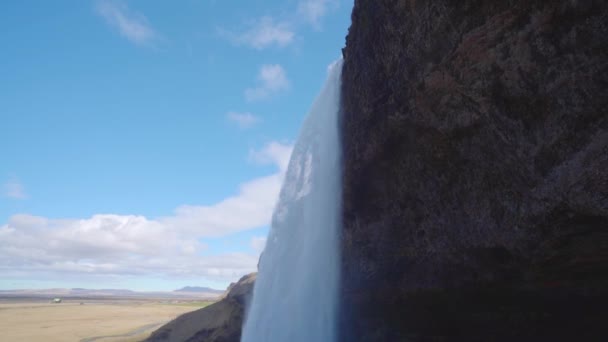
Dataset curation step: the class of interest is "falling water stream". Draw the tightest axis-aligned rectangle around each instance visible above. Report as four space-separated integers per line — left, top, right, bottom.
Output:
241 59 343 342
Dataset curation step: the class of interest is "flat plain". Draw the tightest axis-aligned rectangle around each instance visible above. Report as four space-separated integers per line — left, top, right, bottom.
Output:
0 298 212 342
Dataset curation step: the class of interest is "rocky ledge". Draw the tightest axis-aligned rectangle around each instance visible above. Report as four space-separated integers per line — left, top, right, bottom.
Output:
146 273 256 342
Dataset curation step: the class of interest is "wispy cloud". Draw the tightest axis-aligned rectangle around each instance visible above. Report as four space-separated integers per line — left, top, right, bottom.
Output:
297 0 338 29
0 142 293 285
227 112 260 129
219 16 295 50
218 1 338 49
95 0 157 46
4 178 27 200
245 64 290 101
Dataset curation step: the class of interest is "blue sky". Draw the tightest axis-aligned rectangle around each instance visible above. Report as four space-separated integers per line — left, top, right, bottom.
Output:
0 0 352 291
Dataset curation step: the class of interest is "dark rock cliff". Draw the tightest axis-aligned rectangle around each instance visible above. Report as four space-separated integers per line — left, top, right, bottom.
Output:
340 0 608 341
146 273 255 342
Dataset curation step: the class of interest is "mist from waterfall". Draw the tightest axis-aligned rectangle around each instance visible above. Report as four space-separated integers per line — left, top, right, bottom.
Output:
241 59 343 342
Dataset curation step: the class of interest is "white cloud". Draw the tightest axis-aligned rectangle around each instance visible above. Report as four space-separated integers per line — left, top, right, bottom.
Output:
0 142 293 285
227 112 260 129
163 173 283 237
219 1 339 50
4 178 27 200
249 141 294 172
245 64 290 101
96 0 157 46
163 142 292 236
298 0 338 29
219 16 295 50
250 237 267 254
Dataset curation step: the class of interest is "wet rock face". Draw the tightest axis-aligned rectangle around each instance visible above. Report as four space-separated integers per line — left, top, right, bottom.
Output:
339 0 608 340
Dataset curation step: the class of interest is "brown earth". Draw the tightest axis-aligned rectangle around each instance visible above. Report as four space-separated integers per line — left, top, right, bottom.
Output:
0 299 206 342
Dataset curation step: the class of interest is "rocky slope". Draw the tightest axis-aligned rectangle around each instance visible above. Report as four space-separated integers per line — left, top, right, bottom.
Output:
145 273 255 342
339 0 608 341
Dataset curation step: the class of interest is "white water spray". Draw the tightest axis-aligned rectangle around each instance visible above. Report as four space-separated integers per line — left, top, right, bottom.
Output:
242 59 343 342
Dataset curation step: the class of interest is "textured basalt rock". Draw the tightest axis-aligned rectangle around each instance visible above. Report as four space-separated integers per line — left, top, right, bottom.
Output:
146 273 255 342
339 0 608 340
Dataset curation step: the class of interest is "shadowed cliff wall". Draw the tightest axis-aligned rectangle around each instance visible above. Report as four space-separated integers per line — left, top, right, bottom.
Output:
340 1 607 340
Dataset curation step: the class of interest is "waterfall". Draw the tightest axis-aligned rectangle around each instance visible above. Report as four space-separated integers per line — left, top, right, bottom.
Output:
241 59 343 342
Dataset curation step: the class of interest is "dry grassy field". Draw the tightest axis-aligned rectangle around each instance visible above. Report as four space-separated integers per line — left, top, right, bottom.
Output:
0 299 212 342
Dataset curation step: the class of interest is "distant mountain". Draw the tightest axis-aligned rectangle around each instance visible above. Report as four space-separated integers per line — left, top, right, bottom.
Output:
174 286 223 294
70 288 136 296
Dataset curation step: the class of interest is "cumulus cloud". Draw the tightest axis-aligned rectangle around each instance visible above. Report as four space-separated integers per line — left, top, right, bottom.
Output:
227 112 260 129
4 178 27 200
219 16 295 50
96 0 157 46
0 142 293 285
0 214 255 281
245 64 290 101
